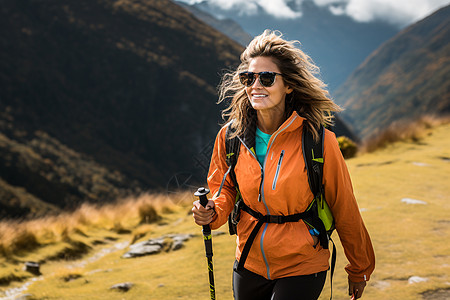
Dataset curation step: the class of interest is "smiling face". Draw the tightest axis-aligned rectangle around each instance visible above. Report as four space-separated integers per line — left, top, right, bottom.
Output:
245 56 293 115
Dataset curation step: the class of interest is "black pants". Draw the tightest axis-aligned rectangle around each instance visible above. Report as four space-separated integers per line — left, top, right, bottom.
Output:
233 261 327 300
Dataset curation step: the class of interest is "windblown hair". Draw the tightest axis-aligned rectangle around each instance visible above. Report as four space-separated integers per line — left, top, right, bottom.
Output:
218 30 342 141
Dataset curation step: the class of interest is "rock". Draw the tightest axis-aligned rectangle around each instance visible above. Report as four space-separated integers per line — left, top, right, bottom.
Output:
110 282 133 292
171 239 184 251
122 243 162 258
401 198 427 205
14 294 33 300
168 233 193 251
167 233 193 242
408 276 428 284
122 234 195 258
24 261 41 275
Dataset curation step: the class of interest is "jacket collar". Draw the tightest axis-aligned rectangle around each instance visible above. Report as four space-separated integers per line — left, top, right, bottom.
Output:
279 111 305 133
241 110 306 149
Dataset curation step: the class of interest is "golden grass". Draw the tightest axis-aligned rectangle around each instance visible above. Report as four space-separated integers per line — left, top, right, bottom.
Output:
362 115 450 153
0 191 192 260
342 123 450 300
52 267 84 283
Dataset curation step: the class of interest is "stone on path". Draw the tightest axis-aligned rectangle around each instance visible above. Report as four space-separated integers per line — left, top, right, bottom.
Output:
408 276 428 284
122 234 195 258
401 198 427 205
110 282 134 292
24 262 41 275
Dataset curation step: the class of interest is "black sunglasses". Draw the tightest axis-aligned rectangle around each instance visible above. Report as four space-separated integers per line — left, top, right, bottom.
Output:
239 71 282 87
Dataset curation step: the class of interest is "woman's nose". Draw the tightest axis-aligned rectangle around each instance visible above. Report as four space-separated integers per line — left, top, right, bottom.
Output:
251 75 263 88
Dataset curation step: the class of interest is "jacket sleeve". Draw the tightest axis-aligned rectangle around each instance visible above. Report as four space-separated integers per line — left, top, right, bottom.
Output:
323 130 375 282
207 125 237 230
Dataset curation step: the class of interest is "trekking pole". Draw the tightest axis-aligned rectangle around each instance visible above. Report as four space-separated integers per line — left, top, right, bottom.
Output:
194 187 216 300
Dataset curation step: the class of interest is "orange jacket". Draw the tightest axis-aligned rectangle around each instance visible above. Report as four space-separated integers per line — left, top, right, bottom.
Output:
207 111 375 281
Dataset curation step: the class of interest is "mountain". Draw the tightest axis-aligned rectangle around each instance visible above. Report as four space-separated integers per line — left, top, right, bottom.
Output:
334 5 450 140
0 119 139 218
176 2 252 46
0 0 243 215
178 0 399 92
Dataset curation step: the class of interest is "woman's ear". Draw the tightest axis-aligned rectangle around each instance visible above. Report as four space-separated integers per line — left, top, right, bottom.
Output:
286 86 293 94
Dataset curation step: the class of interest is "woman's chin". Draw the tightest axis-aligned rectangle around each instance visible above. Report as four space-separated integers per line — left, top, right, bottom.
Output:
250 100 269 110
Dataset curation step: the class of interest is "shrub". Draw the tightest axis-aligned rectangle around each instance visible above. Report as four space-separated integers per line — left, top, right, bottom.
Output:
363 115 450 153
337 136 358 159
11 228 40 254
138 203 160 224
0 192 178 259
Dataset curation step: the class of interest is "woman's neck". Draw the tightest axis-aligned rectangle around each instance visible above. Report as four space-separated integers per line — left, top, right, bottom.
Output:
256 109 286 135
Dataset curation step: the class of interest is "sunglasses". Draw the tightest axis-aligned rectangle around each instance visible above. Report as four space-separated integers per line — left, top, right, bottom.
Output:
239 71 282 87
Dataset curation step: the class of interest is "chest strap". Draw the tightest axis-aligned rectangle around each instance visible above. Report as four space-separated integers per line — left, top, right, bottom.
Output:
236 202 314 271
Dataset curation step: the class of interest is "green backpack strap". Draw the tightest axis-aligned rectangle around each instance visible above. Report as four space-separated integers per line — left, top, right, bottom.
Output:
302 124 324 199
302 124 327 240
302 124 334 243
224 124 242 235
302 123 337 300
225 124 240 187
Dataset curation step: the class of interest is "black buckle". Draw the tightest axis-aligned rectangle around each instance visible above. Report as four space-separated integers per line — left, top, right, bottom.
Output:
231 198 244 225
268 215 285 224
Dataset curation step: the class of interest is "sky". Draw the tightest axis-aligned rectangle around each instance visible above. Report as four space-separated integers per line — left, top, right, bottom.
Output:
177 0 450 27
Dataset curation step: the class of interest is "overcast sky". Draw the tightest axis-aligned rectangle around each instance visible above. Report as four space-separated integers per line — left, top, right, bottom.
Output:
177 0 450 27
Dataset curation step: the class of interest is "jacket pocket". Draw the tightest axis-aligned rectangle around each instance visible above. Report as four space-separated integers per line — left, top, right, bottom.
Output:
272 150 285 190
302 221 319 247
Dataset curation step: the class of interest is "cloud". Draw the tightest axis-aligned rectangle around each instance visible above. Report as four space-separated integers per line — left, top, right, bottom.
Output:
176 0 450 26
258 0 303 18
177 0 304 18
205 0 303 19
208 0 259 15
313 0 450 27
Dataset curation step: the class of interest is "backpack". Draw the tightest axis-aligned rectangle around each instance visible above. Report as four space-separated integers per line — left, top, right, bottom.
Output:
225 123 335 240
222 122 337 299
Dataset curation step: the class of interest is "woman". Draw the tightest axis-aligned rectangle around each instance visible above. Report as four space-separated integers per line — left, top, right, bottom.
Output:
192 30 375 300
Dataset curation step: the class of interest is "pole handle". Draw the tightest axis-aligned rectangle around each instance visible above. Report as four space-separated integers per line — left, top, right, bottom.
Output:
195 187 210 208
195 187 212 233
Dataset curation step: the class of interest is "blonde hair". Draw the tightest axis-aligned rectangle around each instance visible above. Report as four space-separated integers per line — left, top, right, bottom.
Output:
218 30 341 141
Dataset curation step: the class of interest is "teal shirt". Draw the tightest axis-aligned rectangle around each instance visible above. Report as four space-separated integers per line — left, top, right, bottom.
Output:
255 127 271 166
255 126 319 237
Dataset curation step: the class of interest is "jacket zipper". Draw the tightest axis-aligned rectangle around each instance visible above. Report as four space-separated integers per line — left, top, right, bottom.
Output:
260 115 298 279
272 150 285 190
237 135 264 201
237 115 298 279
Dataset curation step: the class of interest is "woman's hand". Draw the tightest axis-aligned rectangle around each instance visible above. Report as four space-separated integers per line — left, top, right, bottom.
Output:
348 279 366 299
192 200 216 226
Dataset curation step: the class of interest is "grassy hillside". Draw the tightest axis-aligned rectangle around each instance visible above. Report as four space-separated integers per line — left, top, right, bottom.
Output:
0 118 141 218
334 5 450 140
0 0 243 196
0 123 449 299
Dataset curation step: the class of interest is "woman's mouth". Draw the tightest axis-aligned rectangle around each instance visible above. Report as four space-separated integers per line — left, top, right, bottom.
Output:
252 94 268 98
